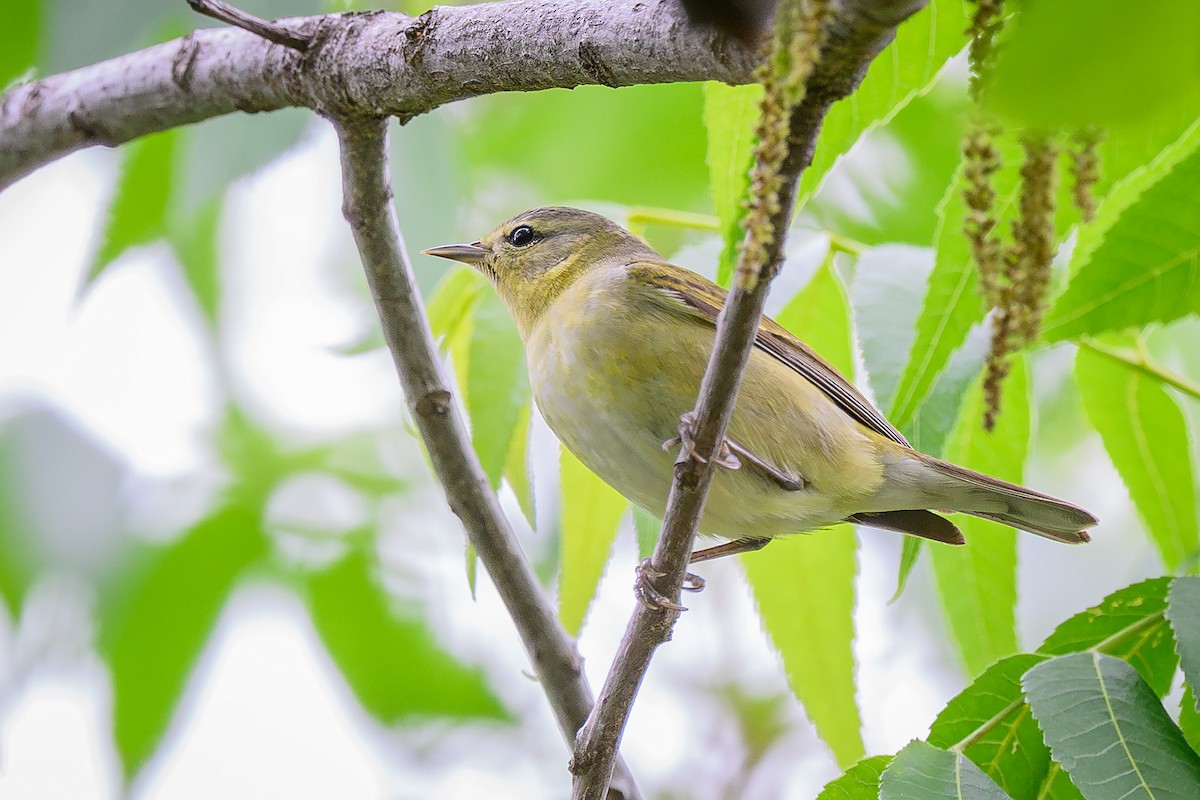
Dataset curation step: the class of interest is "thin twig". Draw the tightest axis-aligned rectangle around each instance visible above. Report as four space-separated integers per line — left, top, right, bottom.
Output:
331 114 642 800
568 1 930 797
187 0 312 51
1080 338 1200 403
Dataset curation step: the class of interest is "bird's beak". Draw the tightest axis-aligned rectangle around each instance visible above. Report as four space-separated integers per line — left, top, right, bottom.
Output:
421 241 487 266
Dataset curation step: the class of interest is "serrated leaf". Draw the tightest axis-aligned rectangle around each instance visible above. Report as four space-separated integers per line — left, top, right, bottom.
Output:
307 548 507 722
1167 577 1200 712
503 402 536 528
1024 653 1200 799
0 2 38 87
891 537 923 604
1033 763 1086 800
1180 685 1200 755
881 740 1013 800
776 249 853 376
428 268 485 398
928 653 1056 799
89 129 179 286
1075 346 1199 569
816 755 892 800
852 245 935 409
743 528 863 767
1039 577 1176 697
427 268 487 345
930 358 1029 676
796 0 970 209
888 136 1019 426
466 291 529 488
703 81 762 287
558 446 627 636
1045 120 1200 341
98 508 269 777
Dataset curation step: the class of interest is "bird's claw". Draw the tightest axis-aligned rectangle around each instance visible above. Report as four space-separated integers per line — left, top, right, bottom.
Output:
634 559 704 612
661 411 741 470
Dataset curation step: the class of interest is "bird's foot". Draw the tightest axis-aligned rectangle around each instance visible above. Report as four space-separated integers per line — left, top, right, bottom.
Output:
634 559 705 612
661 411 741 469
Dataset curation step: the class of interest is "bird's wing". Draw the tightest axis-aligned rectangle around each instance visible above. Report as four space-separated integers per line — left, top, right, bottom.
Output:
628 261 912 449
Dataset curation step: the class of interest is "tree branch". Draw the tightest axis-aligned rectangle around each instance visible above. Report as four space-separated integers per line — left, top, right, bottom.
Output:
0 0 757 190
332 114 642 800
568 1 929 796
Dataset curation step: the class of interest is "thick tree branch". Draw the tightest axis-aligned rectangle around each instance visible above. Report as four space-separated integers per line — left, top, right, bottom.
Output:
332 115 642 800
569 1 929 796
0 0 757 190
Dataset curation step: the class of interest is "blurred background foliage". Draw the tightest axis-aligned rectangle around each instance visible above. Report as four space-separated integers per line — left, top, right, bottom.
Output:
1 0 1199 798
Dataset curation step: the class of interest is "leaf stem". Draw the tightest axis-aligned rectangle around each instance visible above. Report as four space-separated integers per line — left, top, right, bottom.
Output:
625 206 720 234
1080 338 1200 403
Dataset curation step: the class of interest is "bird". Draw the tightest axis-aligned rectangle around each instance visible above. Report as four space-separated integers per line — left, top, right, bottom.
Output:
423 206 1096 574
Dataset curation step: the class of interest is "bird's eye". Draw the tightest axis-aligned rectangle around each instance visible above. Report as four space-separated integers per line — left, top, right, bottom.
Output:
508 225 536 247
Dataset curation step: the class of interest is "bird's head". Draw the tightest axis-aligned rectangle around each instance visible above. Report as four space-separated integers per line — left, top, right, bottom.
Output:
423 206 657 337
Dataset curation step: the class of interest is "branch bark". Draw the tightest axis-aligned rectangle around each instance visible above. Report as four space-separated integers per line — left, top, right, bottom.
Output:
0 0 757 190
332 114 642 800
568 1 929 796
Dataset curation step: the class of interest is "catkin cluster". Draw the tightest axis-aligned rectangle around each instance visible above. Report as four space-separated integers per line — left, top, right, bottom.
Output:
963 1 1101 429
738 0 833 290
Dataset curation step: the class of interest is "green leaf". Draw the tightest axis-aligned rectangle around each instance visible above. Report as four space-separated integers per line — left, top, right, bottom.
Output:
1039 577 1177 697
743 528 863 767
888 141 1013 426
890 537 923 603
307 548 508 723
427 266 487 346
632 506 660 561
558 446 627 636
1180 685 1200 756
986 2 1200 130
816 755 892 800
930 358 1030 676
1045 120 1200 341
703 82 762 287
98 508 269 777
1075 346 1199 570
1024 653 1200 799
0 1 38 87
427 267 486 396
503 402 536 528
89 129 180 286
796 0 970 209
881 740 1014 800
928 653 1060 799
1167 577 1200 712
776 249 854 376
167 197 222 328
852 245 934 409
466 291 530 488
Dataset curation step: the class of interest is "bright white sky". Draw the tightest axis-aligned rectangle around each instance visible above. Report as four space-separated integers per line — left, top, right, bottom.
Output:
0 127 1156 799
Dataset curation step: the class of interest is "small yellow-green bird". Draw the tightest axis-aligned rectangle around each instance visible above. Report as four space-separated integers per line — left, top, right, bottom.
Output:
424 207 1096 562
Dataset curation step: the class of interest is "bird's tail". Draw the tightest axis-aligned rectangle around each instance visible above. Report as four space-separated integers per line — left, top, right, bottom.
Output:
920 455 1097 544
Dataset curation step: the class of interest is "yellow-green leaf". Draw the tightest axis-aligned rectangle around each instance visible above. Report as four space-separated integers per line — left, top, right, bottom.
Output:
703 81 762 287
558 446 627 636
1075 345 1199 570
930 357 1030 676
743 529 864 767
